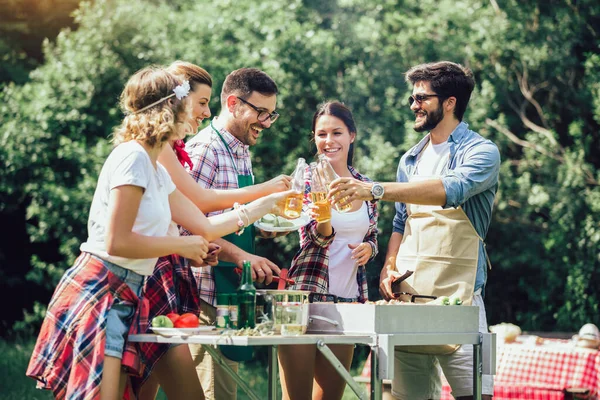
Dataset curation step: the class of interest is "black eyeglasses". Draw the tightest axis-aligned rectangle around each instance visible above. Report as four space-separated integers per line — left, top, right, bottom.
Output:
408 93 441 106
236 96 280 123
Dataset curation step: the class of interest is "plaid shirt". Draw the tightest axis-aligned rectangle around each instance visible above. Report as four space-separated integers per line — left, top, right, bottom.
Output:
27 253 148 399
182 120 253 306
288 166 378 303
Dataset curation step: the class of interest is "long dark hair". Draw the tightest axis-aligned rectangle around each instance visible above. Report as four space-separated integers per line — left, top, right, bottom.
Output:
311 101 357 166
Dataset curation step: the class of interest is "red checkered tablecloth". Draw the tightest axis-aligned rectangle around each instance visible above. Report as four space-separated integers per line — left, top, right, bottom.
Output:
358 338 600 399
441 338 600 400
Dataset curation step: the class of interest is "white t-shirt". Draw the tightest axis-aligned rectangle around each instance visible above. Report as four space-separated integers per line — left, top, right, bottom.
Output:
415 139 451 177
80 141 176 275
328 202 369 298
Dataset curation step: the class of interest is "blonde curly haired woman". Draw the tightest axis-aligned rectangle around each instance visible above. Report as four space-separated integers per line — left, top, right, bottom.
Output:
26 67 291 400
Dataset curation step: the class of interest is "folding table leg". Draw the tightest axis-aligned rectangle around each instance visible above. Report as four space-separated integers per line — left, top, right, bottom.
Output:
473 336 483 400
316 340 369 400
268 345 278 400
370 345 382 400
202 345 262 400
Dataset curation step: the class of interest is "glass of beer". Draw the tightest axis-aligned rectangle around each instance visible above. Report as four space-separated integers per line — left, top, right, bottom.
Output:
284 158 306 219
309 162 331 223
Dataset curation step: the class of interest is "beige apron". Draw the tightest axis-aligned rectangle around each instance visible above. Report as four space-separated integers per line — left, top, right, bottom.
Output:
394 150 483 355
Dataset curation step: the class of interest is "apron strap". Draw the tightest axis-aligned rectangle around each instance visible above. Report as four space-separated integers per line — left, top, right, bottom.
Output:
211 120 240 176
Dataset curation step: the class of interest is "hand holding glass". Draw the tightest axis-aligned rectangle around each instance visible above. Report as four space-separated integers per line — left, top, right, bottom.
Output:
309 162 331 223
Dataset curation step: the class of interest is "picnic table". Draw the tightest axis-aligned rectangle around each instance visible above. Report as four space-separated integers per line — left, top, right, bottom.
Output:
357 334 597 400
440 336 599 400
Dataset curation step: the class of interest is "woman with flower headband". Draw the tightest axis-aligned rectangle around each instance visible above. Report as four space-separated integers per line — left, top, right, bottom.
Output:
26 67 293 400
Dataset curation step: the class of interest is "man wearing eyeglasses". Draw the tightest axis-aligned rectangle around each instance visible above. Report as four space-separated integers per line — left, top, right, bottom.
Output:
329 61 499 400
183 67 282 400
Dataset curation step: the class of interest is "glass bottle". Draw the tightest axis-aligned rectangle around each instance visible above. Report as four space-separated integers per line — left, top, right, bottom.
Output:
237 260 256 329
284 157 306 219
215 293 230 329
317 154 351 212
309 162 331 223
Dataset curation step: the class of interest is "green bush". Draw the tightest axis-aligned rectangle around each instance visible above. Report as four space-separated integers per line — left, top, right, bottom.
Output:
1 0 599 336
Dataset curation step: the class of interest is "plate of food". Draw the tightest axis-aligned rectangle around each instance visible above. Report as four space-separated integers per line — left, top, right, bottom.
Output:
254 213 310 232
150 326 219 337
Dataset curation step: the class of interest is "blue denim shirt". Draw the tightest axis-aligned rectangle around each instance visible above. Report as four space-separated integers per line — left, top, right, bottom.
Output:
392 121 500 291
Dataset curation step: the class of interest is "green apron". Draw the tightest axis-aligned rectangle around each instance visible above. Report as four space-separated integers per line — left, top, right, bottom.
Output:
212 121 255 361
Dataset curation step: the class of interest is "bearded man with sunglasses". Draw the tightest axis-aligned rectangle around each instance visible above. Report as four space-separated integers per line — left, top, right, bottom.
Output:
329 61 500 400
183 67 283 400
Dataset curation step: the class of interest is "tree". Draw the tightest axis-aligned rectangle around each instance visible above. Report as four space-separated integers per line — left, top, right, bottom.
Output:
1 0 598 335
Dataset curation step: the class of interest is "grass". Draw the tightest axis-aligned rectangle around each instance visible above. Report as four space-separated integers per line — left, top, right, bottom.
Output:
0 339 53 400
3 339 368 400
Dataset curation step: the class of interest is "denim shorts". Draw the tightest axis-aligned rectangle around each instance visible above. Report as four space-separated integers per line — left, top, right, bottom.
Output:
104 260 144 359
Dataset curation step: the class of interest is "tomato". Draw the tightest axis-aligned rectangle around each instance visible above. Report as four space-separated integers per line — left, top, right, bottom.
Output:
174 312 200 328
152 315 173 328
166 312 181 324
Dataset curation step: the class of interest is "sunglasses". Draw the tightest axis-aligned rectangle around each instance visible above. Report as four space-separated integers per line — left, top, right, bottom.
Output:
408 93 441 106
236 96 280 123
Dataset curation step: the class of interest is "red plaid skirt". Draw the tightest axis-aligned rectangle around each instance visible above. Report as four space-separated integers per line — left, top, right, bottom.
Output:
131 254 200 392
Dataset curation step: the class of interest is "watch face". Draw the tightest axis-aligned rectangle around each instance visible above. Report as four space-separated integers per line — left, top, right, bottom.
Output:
372 183 384 198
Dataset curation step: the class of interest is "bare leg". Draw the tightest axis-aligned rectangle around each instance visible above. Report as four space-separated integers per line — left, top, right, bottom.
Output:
313 344 353 400
100 355 128 400
137 370 160 400
153 344 205 400
278 344 316 400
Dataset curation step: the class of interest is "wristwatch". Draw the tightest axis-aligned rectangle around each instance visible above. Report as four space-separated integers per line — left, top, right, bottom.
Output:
370 182 384 202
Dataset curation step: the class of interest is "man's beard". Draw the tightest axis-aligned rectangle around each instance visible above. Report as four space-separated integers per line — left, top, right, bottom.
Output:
229 119 255 146
413 104 444 132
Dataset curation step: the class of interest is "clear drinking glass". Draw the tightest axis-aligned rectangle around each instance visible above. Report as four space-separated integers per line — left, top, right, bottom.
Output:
280 302 304 336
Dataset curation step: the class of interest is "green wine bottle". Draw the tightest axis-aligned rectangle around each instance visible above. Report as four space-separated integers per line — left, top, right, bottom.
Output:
237 260 256 329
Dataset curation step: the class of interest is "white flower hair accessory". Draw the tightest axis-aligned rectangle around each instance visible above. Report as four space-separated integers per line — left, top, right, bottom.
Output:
134 80 191 114
173 80 190 100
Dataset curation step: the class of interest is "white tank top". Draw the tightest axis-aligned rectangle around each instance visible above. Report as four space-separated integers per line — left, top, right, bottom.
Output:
327 201 369 298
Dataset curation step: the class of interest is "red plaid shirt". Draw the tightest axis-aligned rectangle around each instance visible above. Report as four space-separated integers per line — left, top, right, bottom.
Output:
182 120 253 306
288 166 378 302
27 253 148 399
130 254 200 392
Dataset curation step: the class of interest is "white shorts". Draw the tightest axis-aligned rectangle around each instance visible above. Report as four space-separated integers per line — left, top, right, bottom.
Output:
391 292 494 399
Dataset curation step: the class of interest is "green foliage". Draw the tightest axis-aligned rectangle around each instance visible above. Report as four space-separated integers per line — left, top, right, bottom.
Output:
1 0 599 335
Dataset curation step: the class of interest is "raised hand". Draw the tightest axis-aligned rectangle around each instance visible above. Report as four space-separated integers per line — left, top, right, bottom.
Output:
261 174 292 194
328 177 373 206
267 189 298 217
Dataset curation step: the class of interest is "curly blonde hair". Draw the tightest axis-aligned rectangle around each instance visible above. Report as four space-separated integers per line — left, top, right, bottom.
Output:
112 66 192 147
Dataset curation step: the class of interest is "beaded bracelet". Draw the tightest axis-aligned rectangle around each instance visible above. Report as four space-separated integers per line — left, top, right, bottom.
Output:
233 202 250 236
239 205 251 226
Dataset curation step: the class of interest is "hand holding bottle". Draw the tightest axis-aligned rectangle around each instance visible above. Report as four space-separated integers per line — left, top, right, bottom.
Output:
317 154 351 212
284 158 307 219
309 161 331 223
